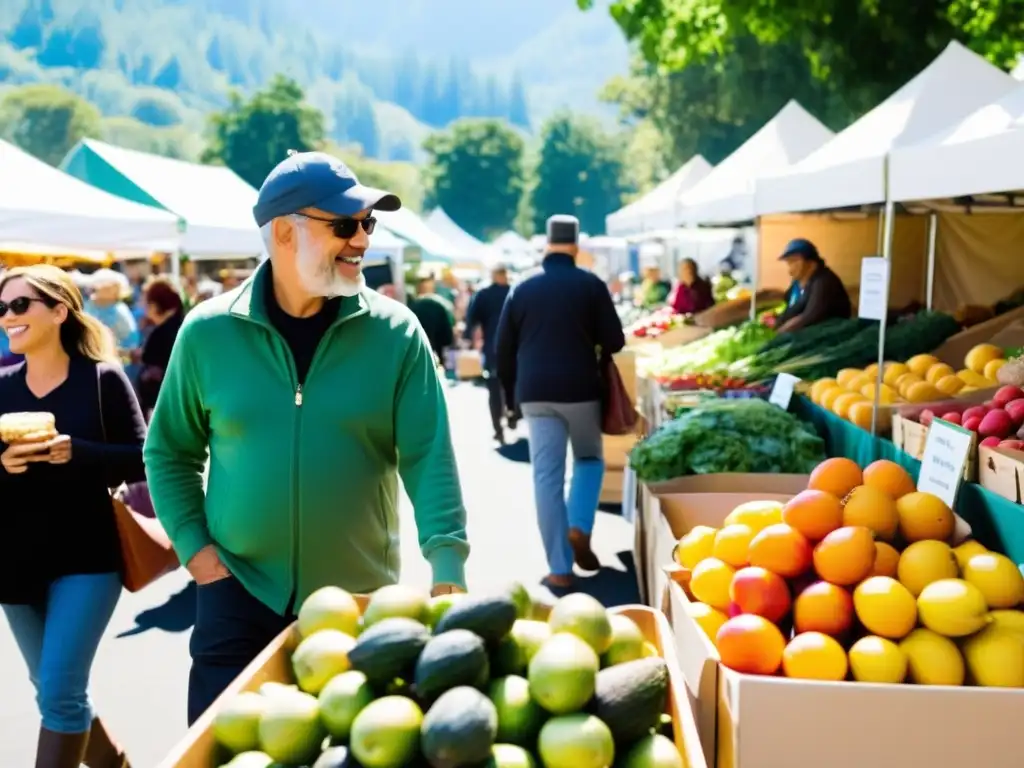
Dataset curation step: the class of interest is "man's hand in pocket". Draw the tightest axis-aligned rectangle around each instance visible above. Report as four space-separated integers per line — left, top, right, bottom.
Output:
188 545 231 585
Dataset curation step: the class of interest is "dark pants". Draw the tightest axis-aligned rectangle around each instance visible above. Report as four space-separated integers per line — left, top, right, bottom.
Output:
486 371 505 433
187 577 293 726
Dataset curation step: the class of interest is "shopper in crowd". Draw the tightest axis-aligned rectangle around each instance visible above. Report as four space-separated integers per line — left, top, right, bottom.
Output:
671 258 715 315
636 264 672 309
495 214 625 591
144 151 469 725
137 277 185 418
775 238 852 333
0 265 146 768
464 263 515 443
410 273 456 367
83 269 140 357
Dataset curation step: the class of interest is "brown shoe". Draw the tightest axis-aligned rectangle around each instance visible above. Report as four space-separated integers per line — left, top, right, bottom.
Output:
85 717 131 768
35 727 88 768
568 527 601 571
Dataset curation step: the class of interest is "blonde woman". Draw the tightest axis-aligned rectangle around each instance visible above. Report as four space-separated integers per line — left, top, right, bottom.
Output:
0 265 146 768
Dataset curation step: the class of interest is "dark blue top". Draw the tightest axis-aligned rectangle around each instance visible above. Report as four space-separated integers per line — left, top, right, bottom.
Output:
495 253 625 405
463 282 510 369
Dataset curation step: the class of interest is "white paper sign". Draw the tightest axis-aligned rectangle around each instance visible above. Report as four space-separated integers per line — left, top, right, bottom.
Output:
918 419 973 507
858 257 890 321
769 373 800 410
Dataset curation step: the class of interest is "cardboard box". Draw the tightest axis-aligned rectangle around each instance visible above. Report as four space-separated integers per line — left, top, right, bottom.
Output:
931 304 1024 366
634 475 808 611
665 495 1022 768
600 468 625 505
603 432 638 470
454 350 483 379
160 604 709 768
891 413 978 481
978 444 1024 503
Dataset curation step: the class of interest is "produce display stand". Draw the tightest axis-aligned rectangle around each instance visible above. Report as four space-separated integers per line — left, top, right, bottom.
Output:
158 601 708 768
978 444 1024 503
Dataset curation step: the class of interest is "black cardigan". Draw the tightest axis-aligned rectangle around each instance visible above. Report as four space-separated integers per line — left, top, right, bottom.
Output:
0 357 147 604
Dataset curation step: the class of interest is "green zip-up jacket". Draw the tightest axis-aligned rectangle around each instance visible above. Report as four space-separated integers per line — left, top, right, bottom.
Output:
144 264 469 614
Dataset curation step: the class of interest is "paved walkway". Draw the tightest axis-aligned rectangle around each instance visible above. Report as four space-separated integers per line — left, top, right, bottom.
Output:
0 380 637 766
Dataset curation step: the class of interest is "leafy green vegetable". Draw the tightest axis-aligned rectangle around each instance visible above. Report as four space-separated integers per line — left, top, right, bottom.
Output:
629 399 825 482
644 322 776 377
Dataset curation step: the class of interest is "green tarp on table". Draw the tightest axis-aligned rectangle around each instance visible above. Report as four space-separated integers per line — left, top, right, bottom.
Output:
793 396 1024 564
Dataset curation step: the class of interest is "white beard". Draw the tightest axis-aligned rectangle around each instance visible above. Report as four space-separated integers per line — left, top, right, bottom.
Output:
295 227 365 298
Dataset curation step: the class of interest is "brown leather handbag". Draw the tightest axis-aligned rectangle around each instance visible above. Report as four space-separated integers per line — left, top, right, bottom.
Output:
98 368 179 592
601 355 638 436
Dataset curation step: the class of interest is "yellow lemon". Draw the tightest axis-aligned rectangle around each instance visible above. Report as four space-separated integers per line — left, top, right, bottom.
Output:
897 540 959 597
689 558 736 611
899 628 965 685
962 626 1024 687
781 632 848 681
848 636 908 684
883 363 909 387
917 579 990 637
685 602 728 648
836 368 863 388
952 539 988 570
984 358 1007 381
961 553 1024 609
712 524 755 569
674 525 717 569
810 378 838 404
988 609 1024 638
723 500 783 533
907 355 939 376
853 576 918 640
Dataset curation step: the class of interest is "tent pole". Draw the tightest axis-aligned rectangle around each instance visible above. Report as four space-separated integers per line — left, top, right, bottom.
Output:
925 213 938 311
870 198 896 437
749 223 758 322
876 208 885 254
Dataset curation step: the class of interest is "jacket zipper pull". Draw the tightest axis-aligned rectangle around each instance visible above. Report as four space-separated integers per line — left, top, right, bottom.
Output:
295 385 303 406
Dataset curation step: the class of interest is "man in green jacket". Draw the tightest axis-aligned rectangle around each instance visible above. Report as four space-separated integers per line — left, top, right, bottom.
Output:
144 151 470 724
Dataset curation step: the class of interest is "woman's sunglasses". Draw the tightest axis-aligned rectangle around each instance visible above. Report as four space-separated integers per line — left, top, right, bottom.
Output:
0 296 54 318
296 213 377 239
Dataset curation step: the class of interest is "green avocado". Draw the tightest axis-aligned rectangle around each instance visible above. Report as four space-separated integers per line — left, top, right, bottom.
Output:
413 629 490 704
347 617 430 687
589 657 669 746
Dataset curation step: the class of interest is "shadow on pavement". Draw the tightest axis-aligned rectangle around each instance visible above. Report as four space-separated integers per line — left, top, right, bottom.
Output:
496 437 530 463
539 550 640 608
117 581 196 638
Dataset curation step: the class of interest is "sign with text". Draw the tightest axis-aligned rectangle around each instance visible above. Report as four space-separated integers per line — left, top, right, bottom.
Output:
769 373 800 411
858 257 890 321
918 419 974 507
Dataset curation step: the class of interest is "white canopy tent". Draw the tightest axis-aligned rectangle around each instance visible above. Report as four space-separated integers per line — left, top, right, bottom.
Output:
889 83 1024 202
755 41 1017 215
488 230 537 269
424 208 485 254
679 101 834 225
376 208 462 262
61 139 262 259
364 224 407 263
606 155 712 235
0 139 179 251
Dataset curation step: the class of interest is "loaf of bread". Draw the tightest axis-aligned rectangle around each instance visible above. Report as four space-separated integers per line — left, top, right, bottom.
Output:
0 412 57 444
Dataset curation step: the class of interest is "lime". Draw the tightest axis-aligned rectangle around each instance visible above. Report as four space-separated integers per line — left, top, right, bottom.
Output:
488 675 546 746
363 585 429 627
548 594 613 654
485 744 538 768
538 714 615 768
319 670 375 741
298 586 361 638
212 692 266 754
527 634 598 714
292 629 356 694
258 690 325 766
349 695 423 768
601 614 646 666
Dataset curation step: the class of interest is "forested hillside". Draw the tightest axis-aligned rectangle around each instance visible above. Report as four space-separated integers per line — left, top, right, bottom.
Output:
0 0 627 161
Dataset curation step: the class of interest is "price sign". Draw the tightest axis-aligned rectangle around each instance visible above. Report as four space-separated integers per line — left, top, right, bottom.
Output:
858 257 890 321
918 419 974 507
769 373 800 410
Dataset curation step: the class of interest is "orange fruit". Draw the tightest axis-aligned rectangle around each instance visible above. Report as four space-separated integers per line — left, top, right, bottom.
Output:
832 392 865 420
729 566 792 624
716 615 786 675
896 492 955 543
862 460 916 499
871 541 901 578
793 581 854 637
813 526 876 586
842 485 899 541
782 490 844 541
747 523 813 579
808 458 863 499
848 401 874 430
689 558 736 611
782 632 849 681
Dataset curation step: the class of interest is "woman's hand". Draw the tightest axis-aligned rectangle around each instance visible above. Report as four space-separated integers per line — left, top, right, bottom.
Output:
0 442 50 474
43 435 72 465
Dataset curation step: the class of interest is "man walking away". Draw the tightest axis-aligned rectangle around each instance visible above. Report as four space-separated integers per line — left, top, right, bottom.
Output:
464 264 514 443
144 151 469 725
495 215 625 591
410 274 456 368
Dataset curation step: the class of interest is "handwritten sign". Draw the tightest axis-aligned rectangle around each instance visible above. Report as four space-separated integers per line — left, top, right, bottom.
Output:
769 373 800 410
918 419 974 507
858 257 890 321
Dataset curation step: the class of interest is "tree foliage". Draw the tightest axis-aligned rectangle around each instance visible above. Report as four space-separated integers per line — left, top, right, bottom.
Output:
202 76 325 189
0 83 102 165
422 119 526 240
530 113 625 236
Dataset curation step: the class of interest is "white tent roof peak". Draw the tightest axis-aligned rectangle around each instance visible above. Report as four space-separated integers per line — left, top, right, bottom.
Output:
679 100 834 225
425 208 484 251
889 82 1024 201
605 155 713 235
756 40 1018 214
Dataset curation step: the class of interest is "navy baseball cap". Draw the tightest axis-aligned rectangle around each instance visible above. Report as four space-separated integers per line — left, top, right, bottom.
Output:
252 151 401 227
779 238 821 262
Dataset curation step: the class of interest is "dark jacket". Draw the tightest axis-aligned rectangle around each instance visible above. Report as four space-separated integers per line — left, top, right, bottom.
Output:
410 294 455 358
463 282 510 369
777 263 852 329
495 252 625 405
671 278 715 315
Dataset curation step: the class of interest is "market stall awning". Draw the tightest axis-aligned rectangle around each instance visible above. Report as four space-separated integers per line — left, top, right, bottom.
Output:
889 83 1024 203
425 208 485 255
375 208 462 262
0 139 180 251
755 41 1017 215
61 138 262 259
606 155 712 236
680 101 834 226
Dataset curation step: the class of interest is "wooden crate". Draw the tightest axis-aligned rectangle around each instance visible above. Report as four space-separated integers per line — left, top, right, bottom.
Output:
160 603 706 768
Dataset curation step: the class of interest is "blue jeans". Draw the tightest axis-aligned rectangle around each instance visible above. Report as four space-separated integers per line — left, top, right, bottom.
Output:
3 573 122 733
524 402 605 576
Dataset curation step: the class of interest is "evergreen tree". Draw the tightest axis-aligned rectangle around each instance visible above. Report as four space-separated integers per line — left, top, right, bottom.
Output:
508 71 530 128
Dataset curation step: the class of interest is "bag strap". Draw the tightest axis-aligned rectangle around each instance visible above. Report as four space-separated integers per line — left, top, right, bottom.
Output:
96 364 107 443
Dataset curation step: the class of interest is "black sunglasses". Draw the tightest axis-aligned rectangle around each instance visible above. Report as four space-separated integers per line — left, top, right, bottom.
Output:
0 296 54 318
296 213 377 239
